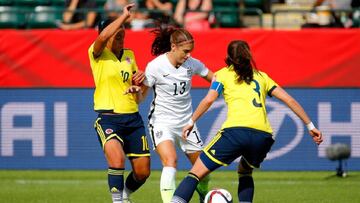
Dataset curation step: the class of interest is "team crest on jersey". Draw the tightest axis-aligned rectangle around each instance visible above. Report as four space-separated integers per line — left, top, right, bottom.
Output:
105 128 114 134
126 57 131 64
155 130 163 138
186 67 192 77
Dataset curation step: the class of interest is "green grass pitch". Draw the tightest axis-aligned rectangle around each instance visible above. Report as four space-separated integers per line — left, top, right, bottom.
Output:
0 170 359 203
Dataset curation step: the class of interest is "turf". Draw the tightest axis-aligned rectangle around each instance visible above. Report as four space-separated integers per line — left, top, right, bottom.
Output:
0 170 359 203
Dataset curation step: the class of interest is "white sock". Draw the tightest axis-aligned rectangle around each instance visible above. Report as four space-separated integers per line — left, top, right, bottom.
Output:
112 192 122 203
122 186 131 200
160 166 177 203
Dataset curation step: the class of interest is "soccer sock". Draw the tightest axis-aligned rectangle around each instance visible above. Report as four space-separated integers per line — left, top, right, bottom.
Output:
108 167 124 203
160 166 177 203
196 174 210 202
123 171 146 200
171 172 200 203
238 173 254 203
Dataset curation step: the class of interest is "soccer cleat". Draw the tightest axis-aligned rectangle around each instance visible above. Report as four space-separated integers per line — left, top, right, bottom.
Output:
122 198 133 203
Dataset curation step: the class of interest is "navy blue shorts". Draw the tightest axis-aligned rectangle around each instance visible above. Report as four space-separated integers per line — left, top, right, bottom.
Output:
94 113 150 158
200 127 274 170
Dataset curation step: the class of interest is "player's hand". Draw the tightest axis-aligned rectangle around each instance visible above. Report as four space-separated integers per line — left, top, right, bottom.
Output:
182 123 194 140
123 3 135 18
124 85 142 94
132 71 145 86
309 128 323 145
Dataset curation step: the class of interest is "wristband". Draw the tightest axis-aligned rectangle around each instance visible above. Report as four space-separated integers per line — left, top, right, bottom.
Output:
188 119 194 126
306 122 315 131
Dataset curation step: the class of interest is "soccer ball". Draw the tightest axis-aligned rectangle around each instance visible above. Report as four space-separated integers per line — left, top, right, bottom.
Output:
204 189 233 203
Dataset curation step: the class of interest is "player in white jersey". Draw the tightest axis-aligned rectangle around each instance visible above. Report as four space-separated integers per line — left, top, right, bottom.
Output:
142 26 213 203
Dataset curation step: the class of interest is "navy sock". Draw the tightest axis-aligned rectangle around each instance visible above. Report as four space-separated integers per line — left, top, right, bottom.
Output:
172 173 200 203
238 175 254 203
125 171 146 192
108 167 124 193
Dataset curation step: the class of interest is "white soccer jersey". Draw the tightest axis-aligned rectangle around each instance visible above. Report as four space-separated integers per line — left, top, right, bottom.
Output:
144 53 209 127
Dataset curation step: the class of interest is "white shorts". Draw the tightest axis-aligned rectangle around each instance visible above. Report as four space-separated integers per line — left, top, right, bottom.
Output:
148 123 204 153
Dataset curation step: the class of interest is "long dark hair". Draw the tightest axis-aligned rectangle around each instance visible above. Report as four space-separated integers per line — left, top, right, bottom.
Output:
225 40 257 84
150 26 194 56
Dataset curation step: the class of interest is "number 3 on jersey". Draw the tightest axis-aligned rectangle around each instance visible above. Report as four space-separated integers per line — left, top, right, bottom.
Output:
252 80 262 107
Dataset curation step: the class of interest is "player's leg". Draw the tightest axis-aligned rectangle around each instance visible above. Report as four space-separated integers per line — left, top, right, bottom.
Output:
183 125 209 202
156 140 178 203
123 157 150 202
237 129 274 203
186 151 209 203
123 125 151 202
95 116 126 203
171 157 211 203
104 139 126 203
149 124 178 203
237 157 254 203
172 130 234 203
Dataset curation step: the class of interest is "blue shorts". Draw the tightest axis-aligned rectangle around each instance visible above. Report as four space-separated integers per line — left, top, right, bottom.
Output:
94 113 150 158
200 127 274 170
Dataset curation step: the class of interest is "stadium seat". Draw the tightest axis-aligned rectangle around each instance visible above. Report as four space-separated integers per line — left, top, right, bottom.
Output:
96 0 106 7
213 0 242 27
0 0 13 5
50 0 65 6
14 0 51 6
0 6 26 28
26 6 62 28
244 0 270 13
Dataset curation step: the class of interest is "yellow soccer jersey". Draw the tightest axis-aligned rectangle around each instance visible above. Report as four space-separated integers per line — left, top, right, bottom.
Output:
88 43 139 113
215 66 278 134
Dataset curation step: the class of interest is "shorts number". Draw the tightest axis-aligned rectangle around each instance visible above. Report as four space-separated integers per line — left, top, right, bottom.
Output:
141 136 149 151
252 80 262 108
192 131 202 144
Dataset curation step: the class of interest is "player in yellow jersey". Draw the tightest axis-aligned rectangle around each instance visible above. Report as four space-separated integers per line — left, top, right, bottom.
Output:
88 4 150 203
171 40 323 203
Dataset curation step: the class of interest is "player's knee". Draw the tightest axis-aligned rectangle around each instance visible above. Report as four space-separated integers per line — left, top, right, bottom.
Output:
238 159 253 175
162 157 177 167
108 157 125 168
108 161 125 169
133 169 151 182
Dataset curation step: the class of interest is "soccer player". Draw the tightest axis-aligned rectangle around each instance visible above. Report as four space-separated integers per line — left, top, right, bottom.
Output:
171 40 323 203
88 4 150 203
141 26 213 203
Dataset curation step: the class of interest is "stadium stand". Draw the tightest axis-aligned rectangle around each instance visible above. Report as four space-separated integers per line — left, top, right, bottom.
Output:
27 6 62 28
0 6 26 28
213 0 242 27
0 0 358 29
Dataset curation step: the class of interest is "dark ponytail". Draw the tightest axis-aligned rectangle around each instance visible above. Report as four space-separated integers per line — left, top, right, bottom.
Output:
150 26 194 56
225 40 257 84
150 26 177 56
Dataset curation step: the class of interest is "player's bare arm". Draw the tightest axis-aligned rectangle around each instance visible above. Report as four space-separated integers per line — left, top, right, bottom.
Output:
182 89 218 139
271 86 323 145
202 70 214 82
92 3 134 58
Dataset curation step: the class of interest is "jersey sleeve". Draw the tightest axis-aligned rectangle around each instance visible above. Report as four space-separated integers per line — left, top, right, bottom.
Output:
130 50 138 73
262 72 279 97
143 63 156 87
192 58 209 77
88 43 99 65
210 69 225 94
